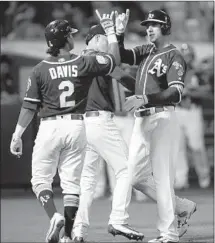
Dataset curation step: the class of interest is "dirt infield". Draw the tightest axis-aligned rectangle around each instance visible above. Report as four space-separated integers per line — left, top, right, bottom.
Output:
1 188 214 242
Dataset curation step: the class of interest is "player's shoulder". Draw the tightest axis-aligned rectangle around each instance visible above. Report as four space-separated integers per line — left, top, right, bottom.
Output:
167 44 184 59
30 61 43 76
82 50 113 64
134 43 154 54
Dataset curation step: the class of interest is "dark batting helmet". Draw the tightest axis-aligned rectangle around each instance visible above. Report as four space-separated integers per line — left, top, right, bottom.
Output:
140 10 171 35
45 20 78 48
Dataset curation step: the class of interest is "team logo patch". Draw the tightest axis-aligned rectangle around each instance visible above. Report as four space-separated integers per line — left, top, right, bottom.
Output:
173 61 184 76
26 78 31 92
96 55 108 64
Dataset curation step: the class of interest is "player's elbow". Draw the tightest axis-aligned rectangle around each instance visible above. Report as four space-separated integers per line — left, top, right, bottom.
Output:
169 85 183 104
172 91 181 104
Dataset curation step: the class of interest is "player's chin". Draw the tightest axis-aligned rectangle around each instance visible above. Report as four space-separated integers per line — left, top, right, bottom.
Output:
148 36 156 42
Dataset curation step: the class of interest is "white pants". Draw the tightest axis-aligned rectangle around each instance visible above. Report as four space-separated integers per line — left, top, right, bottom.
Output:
175 105 210 185
128 108 179 241
106 114 135 194
31 118 86 197
74 111 132 229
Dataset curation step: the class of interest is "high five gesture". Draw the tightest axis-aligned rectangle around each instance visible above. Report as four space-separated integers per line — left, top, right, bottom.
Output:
95 10 115 36
115 9 130 35
95 9 121 66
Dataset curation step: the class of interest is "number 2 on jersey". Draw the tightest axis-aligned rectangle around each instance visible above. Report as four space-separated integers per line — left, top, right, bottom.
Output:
58 81 75 108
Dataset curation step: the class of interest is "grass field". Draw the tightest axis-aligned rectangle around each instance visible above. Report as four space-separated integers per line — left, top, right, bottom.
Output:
1 188 214 243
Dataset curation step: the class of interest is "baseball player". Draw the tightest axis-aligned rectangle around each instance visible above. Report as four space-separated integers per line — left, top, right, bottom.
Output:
175 43 211 189
70 24 144 243
10 16 119 243
71 15 197 243
115 9 197 243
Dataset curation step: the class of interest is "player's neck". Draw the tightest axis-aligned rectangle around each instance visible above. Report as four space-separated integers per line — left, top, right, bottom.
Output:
153 37 170 50
58 49 71 56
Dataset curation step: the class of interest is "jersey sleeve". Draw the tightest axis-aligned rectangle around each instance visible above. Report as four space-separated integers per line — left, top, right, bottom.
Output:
118 34 153 65
80 53 116 76
167 53 187 88
22 68 41 110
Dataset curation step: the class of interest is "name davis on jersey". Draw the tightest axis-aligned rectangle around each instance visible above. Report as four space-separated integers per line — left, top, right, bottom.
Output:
49 65 78 79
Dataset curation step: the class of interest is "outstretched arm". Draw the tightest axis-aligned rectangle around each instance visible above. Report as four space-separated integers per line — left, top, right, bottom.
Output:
115 9 135 65
115 9 153 66
96 10 121 66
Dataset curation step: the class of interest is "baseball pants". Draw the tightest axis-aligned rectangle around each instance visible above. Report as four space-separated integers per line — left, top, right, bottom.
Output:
31 117 86 197
74 111 132 231
128 107 180 242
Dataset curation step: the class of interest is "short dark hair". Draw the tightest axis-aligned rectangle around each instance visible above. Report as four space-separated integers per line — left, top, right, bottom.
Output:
46 46 60 57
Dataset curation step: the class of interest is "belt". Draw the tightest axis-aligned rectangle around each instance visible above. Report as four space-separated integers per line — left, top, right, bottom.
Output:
85 111 114 118
135 106 175 117
41 114 83 121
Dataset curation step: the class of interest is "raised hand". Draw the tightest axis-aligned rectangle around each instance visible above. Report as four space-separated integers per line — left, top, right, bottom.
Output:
95 9 115 36
115 9 130 35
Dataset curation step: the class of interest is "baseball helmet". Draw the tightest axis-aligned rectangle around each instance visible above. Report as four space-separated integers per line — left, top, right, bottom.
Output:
140 10 171 35
45 20 78 48
85 24 106 45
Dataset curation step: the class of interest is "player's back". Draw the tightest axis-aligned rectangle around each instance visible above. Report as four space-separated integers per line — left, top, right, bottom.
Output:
25 52 115 117
82 49 114 112
38 54 91 117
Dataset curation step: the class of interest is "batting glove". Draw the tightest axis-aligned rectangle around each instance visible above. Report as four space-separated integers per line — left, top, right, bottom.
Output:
124 95 148 112
95 10 115 36
10 133 23 158
115 9 130 35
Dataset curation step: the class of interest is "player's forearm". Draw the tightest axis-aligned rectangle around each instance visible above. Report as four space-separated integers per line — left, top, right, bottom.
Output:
107 34 121 66
146 87 181 106
13 107 36 138
117 34 134 65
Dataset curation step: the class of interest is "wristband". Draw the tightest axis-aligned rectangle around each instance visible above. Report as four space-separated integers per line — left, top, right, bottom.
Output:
107 33 117 44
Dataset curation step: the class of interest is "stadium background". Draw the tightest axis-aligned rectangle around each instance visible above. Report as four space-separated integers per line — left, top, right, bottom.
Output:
1 1 214 187
1 2 214 242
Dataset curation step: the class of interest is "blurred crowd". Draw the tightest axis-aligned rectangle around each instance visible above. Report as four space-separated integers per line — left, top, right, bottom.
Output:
0 55 21 105
1 1 214 42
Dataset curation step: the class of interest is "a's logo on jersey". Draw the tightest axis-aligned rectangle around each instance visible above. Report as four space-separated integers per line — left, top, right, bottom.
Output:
148 58 167 77
96 55 108 64
173 61 184 76
26 78 31 92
